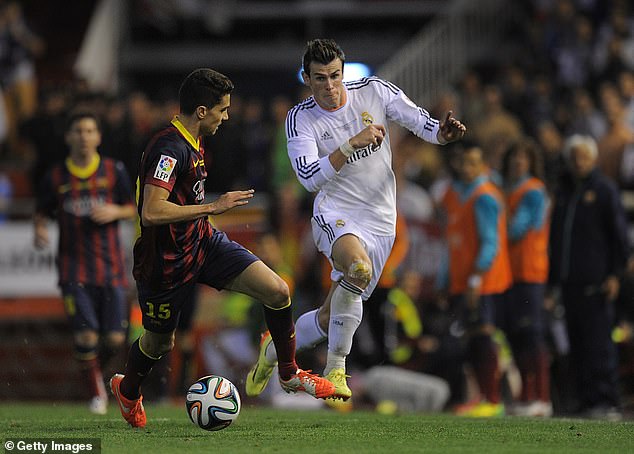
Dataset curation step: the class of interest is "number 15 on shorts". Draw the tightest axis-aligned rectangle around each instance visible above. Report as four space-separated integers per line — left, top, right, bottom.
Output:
145 302 171 320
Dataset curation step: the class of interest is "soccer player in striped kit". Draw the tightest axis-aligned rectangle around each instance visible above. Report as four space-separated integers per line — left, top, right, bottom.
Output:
34 111 136 415
110 68 335 428
246 39 466 400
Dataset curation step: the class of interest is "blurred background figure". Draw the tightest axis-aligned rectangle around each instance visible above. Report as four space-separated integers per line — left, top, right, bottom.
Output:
441 144 512 418
500 138 552 417
33 111 136 414
548 134 629 420
0 0 44 159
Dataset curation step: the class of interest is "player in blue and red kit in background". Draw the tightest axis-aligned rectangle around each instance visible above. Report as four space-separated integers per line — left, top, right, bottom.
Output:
110 68 335 428
34 111 136 415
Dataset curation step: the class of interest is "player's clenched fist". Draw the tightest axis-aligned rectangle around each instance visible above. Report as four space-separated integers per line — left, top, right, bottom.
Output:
350 124 387 149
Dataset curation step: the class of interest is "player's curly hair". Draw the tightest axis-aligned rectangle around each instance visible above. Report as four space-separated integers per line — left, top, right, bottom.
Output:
302 39 346 76
179 68 234 115
501 137 545 181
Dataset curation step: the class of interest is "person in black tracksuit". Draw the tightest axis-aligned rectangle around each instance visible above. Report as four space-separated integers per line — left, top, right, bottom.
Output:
548 134 629 420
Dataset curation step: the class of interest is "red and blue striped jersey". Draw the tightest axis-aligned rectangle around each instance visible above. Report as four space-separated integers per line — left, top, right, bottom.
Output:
133 118 212 289
37 155 134 287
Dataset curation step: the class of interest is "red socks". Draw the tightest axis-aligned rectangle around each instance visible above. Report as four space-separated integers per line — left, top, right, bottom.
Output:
263 304 298 380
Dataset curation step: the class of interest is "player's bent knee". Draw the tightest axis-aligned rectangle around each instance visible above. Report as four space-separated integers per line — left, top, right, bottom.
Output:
141 331 175 358
317 306 330 328
265 277 291 309
346 259 372 288
104 332 126 349
74 330 98 347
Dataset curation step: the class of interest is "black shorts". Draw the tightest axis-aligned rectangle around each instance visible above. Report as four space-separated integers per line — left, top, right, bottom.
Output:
60 282 128 333
137 230 259 333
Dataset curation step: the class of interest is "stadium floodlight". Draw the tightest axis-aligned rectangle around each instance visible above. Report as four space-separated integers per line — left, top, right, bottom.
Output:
297 62 373 83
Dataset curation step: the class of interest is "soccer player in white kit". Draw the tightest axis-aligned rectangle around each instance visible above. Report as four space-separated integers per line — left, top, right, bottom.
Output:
247 39 466 400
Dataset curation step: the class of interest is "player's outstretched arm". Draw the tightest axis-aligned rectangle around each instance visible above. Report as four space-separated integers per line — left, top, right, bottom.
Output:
437 111 466 144
208 189 255 215
141 184 254 226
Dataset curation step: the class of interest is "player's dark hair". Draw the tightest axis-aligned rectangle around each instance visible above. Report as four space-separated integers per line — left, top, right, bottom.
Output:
302 39 345 76
65 111 102 133
501 137 545 181
179 68 234 115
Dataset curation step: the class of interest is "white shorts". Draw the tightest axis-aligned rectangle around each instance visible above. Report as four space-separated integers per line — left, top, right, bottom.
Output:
311 213 395 300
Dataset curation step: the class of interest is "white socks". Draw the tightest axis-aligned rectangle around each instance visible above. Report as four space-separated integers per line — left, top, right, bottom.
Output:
264 308 327 364
263 280 363 375
325 280 363 374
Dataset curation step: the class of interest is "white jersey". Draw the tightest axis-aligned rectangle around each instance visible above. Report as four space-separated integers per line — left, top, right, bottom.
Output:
286 76 442 236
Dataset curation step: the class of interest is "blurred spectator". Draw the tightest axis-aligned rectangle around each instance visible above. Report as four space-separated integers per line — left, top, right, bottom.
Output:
23 87 72 191
528 75 558 134
242 97 271 192
500 138 552 417
0 0 44 158
566 88 607 140
441 144 512 417
597 89 634 186
535 121 566 194
499 65 532 133
548 134 629 420
554 15 595 88
349 365 450 414
458 70 485 133
99 96 136 187
542 0 579 60
593 7 634 78
471 85 523 171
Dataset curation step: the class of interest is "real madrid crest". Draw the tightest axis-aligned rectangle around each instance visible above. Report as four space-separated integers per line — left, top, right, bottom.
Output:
361 112 374 126
336 219 346 227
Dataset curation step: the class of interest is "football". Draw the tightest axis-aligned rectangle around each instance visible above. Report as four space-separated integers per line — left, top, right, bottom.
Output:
185 375 241 431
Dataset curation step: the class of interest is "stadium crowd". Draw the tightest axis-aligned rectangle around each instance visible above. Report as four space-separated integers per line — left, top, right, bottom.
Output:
1 0 634 420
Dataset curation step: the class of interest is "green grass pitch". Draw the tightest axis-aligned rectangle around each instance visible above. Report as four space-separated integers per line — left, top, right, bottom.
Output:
1 402 634 454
